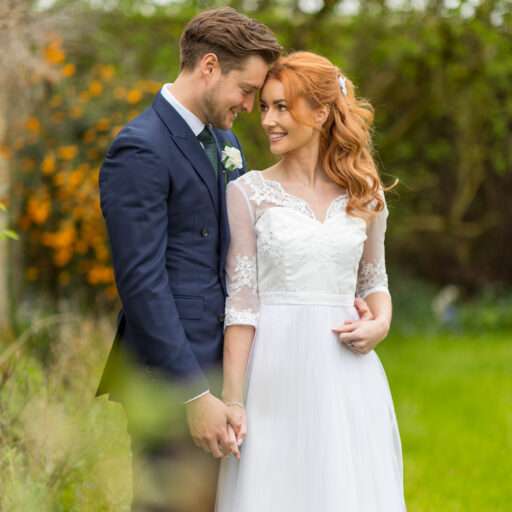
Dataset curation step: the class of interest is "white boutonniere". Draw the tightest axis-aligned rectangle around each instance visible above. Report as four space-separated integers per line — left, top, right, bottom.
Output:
221 145 243 173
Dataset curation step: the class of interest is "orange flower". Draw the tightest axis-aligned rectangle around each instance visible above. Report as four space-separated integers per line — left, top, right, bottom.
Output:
148 81 161 93
138 80 161 94
111 125 122 137
62 63 75 77
89 80 103 96
53 173 66 187
42 153 56 175
87 265 114 285
75 240 88 254
57 145 78 160
114 87 126 100
87 148 99 160
53 226 76 249
95 244 109 262
42 232 55 247
79 91 90 103
69 106 83 119
54 249 72 267
99 65 115 81
0 145 11 159
44 39 65 65
27 197 51 224
95 118 110 131
83 128 96 144
25 117 41 135
105 285 118 300
68 169 84 189
126 89 142 104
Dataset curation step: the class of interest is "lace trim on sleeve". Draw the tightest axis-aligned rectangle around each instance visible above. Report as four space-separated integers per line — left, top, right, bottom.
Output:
225 254 258 328
356 259 389 298
225 307 258 327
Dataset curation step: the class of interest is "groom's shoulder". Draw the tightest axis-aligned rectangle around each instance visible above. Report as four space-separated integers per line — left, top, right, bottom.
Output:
107 105 164 154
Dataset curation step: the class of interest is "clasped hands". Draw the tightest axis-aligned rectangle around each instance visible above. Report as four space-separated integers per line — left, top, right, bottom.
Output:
187 298 387 459
186 392 246 460
332 297 389 354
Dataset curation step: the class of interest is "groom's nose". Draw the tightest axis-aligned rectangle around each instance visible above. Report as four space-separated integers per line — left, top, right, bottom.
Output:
241 94 255 113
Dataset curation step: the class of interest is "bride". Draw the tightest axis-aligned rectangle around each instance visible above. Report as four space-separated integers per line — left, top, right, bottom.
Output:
215 51 406 511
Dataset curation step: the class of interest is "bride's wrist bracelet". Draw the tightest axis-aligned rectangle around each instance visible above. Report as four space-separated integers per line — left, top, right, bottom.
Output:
224 400 245 409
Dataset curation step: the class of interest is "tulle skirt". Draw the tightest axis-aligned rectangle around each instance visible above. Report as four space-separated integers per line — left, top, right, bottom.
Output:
216 293 406 511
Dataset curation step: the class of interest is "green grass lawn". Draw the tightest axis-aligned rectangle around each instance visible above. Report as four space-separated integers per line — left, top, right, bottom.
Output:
2 323 510 511
378 331 512 511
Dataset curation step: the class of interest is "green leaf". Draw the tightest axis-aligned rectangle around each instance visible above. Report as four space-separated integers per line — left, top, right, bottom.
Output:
0 230 19 241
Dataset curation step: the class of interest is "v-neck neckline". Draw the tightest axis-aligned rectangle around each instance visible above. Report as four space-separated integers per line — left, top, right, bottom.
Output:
257 171 347 224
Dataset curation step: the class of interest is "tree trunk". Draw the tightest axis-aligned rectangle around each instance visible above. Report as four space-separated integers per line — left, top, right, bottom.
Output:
0 91 9 332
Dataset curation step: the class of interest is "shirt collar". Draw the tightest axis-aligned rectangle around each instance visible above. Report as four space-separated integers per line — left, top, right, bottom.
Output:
160 83 205 137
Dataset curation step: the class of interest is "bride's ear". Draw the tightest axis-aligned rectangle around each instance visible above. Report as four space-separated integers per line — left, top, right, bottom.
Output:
314 105 330 128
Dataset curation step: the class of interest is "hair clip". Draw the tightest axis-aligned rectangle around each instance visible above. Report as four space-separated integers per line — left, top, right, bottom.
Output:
338 76 348 97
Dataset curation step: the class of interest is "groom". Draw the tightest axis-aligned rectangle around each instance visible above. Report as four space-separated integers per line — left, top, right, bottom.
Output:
97 6 281 467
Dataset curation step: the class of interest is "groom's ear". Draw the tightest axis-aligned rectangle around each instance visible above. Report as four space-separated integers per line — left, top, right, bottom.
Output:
199 52 221 78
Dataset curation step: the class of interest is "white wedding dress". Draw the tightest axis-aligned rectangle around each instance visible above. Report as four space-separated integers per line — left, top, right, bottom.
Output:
215 171 406 511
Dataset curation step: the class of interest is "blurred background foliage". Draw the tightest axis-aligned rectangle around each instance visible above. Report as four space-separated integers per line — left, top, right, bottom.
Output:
2 0 511 317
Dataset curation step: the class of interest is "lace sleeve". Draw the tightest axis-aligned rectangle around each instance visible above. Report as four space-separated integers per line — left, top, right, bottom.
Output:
356 193 390 299
224 181 259 328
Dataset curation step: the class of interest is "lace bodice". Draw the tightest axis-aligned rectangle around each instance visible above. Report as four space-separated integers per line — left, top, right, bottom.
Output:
225 171 390 327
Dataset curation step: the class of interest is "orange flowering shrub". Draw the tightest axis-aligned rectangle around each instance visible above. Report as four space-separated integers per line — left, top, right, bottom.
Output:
10 38 161 304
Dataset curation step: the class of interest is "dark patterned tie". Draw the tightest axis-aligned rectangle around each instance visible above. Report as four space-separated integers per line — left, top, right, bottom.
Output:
197 126 219 176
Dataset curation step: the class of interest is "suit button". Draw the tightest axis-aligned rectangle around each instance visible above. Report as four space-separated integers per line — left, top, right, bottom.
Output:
218 314 225 323
200 227 209 238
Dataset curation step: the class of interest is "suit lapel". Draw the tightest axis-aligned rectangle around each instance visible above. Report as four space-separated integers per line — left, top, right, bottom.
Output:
212 130 229 294
152 93 219 214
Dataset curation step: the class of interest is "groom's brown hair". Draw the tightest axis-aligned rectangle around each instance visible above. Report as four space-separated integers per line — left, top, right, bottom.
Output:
180 7 281 73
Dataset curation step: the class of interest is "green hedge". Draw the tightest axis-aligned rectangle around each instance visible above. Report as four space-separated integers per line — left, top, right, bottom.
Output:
9 1 512 302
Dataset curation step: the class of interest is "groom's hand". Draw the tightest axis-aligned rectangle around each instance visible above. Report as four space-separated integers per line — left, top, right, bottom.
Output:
186 392 236 459
354 297 373 321
331 297 375 353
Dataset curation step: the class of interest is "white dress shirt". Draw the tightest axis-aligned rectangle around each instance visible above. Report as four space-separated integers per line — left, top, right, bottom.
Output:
160 84 210 405
160 83 205 136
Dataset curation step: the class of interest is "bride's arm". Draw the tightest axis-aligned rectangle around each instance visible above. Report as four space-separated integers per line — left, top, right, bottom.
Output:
361 291 392 339
334 192 392 353
222 180 259 445
222 325 255 403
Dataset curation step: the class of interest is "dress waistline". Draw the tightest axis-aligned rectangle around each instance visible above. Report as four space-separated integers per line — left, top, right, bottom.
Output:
259 291 355 307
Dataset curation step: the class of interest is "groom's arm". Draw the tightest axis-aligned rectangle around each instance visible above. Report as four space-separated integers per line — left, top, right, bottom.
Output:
99 131 209 399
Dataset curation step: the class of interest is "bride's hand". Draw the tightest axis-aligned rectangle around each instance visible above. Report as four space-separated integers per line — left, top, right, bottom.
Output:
332 317 390 354
225 403 247 456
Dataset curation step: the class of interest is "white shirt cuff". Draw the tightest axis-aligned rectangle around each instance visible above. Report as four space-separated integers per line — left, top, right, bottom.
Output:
184 389 210 404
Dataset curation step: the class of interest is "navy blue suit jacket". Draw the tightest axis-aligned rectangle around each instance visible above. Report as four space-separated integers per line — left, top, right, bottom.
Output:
97 92 246 400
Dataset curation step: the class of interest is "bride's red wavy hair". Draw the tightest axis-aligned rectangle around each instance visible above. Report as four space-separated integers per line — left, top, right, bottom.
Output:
265 51 393 217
